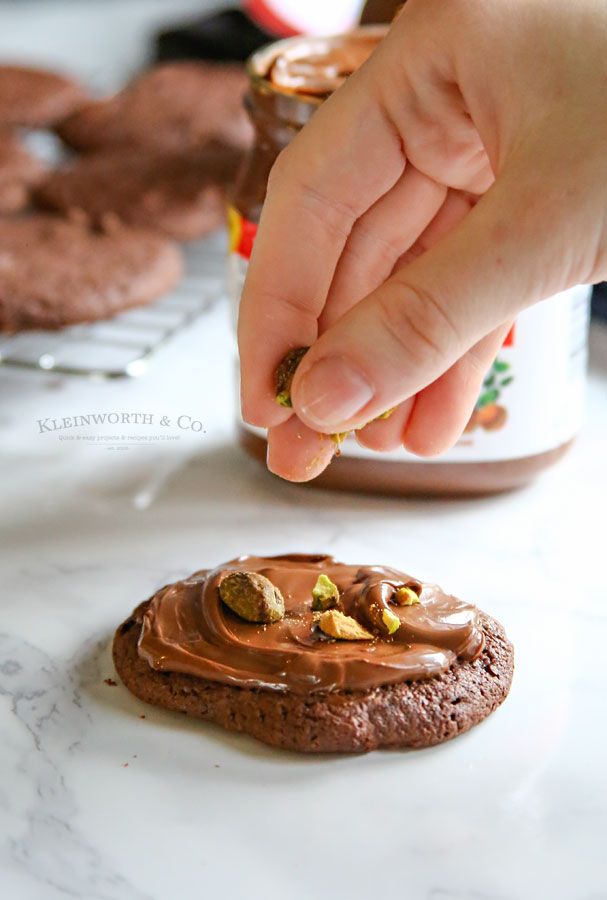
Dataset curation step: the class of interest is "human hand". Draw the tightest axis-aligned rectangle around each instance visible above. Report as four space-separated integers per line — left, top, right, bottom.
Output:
238 0 607 481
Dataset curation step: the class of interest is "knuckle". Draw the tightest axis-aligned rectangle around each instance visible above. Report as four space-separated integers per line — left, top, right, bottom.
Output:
376 279 461 365
347 221 403 272
296 179 358 243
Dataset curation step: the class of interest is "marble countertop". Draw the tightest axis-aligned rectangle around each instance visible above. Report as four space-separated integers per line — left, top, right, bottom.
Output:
2 3 607 899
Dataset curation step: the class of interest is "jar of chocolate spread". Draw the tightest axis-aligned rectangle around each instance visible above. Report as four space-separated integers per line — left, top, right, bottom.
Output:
228 28 592 496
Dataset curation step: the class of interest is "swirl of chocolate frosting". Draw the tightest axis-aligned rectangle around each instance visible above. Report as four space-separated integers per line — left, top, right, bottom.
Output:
137 555 485 694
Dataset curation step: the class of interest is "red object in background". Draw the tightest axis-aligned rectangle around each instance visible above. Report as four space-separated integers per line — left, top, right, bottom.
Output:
245 1 300 36
237 217 258 260
503 324 515 347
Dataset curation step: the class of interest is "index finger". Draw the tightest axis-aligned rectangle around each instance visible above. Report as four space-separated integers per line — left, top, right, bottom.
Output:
237 42 406 428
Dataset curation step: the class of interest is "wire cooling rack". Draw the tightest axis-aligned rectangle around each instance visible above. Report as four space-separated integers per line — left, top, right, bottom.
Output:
0 239 227 380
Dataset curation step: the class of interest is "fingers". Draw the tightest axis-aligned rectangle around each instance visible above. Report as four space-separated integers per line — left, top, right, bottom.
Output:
238 45 407 428
341 326 509 457
319 166 447 331
355 399 415 453
403 323 513 456
266 323 509 481
266 416 336 482
393 189 479 270
289 160 564 436
238 9 498 431
328 188 486 456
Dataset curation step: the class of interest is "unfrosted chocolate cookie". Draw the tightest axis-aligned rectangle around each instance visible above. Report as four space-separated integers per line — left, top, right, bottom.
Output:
34 142 242 241
0 215 183 332
0 64 85 128
0 131 44 213
112 555 514 753
56 62 252 153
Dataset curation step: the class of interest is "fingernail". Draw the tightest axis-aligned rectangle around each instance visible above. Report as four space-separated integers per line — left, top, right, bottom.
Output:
297 357 374 427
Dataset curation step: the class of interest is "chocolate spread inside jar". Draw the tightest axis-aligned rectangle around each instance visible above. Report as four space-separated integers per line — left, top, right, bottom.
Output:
229 28 591 497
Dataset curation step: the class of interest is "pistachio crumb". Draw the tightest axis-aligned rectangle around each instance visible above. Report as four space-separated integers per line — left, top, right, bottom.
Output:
275 391 292 408
330 431 350 445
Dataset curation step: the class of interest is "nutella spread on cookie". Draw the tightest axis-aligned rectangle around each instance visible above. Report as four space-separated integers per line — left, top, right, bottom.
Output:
138 554 484 693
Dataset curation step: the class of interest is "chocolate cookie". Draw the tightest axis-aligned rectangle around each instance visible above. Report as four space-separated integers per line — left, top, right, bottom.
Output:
0 215 183 332
113 555 514 753
34 142 242 241
0 64 85 128
0 131 44 213
56 62 252 153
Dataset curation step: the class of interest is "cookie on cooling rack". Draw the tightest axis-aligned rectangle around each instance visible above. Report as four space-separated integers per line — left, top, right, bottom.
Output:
0 64 86 128
0 214 183 332
34 141 243 241
0 130 44 213
56 62 251 153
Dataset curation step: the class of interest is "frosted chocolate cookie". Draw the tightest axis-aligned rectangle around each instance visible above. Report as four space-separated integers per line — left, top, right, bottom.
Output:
0 130 44 213
56 62 252 153
113 554 514 753
34 142 242 241
0 214 183 332
0 64 85 128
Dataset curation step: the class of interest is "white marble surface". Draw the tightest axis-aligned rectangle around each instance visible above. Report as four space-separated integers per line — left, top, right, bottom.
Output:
1 3 607 899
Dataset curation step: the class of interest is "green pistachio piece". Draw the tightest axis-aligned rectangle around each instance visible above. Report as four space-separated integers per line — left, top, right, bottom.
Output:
311 573 340 611
274 347 309 407
395 585 420 606
376 407 396 420
382 608 401 635
219 572 285 624
275 391 292 408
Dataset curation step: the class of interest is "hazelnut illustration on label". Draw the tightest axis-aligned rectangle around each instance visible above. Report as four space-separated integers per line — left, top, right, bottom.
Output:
465 356 513 434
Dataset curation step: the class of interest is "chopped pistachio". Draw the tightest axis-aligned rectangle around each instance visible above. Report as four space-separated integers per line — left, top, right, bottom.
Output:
219 572 285 623
275 391 292 408
330 431 350 445
274 346 309 407
376 407 396 420
382 608 401 635
317 609 373 641
395 585 420 606
311 574 340 611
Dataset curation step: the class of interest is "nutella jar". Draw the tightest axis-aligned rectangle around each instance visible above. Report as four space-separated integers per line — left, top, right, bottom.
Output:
229 29 592 496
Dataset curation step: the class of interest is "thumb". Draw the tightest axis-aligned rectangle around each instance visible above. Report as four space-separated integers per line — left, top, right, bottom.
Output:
290 154 589 432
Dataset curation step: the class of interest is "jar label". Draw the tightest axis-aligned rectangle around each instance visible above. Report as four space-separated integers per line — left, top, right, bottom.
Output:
230 203 590 463
228 206 257 327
